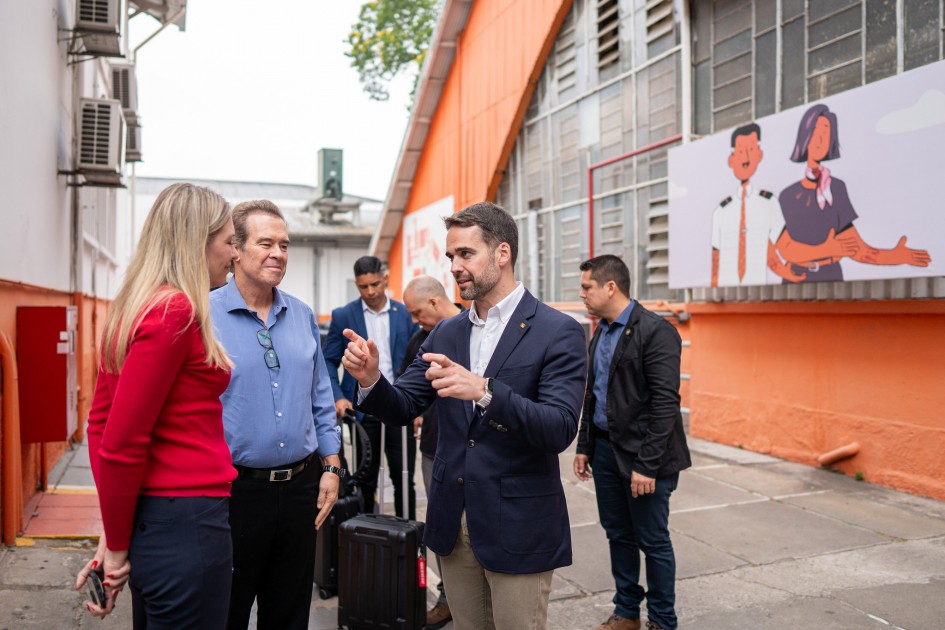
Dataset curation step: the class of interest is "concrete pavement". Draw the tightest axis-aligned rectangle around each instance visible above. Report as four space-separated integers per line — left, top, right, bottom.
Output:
2 435 945 629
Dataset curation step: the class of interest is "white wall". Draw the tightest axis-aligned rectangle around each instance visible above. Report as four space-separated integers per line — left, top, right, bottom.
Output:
0 0 124 299
279 246 315 309
315 247 359 316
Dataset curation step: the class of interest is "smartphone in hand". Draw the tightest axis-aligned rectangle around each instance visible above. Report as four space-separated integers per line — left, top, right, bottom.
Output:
86 566 106 608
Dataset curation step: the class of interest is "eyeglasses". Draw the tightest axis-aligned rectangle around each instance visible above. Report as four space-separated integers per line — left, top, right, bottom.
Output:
256 329 280 369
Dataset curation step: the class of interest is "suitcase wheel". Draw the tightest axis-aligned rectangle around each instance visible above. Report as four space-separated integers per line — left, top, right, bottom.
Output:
318 587 334 600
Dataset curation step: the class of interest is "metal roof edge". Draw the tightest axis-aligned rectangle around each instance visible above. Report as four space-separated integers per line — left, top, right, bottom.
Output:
368 0 473 260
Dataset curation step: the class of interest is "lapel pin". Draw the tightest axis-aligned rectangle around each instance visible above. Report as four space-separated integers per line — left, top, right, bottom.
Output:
625 328 632 337
520 322 526 329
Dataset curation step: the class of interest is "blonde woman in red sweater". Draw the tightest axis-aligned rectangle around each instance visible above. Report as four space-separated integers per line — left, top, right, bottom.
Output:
75 183 238 628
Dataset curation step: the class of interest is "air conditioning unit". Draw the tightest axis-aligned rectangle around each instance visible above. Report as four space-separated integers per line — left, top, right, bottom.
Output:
77 98 124 175
76 0 120 33
110 63 138 114
75 0 122 57
126 114 142 163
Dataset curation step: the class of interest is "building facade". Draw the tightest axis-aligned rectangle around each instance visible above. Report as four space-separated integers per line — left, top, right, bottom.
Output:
371 0 945 499
0 1 186 544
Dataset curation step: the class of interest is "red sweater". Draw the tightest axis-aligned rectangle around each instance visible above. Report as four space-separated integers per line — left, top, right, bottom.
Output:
88 291 236 550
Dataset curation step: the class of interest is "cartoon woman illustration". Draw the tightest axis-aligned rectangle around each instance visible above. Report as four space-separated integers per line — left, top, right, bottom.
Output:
776 104 931 282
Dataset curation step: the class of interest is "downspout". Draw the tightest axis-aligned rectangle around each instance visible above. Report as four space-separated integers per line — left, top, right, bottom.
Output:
1 332 24 545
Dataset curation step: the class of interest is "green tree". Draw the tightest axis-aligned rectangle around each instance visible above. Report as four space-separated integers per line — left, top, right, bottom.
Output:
345 0 438 102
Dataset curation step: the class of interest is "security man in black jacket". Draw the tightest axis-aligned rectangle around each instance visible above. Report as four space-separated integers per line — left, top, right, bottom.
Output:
573 254 690 630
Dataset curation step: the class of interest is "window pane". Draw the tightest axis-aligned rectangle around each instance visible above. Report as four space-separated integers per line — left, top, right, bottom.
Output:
808 59 862 99
782 17 806 108
694 61 711 134
809 0 859 23
904 0 941 70
808 4 862 49
809 32 861 75
782 0 806 22
754 30 776 117
865 0 897 83
755 0 776 32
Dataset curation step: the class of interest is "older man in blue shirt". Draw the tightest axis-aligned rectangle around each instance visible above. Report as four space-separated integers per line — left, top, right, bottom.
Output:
210 199 343 630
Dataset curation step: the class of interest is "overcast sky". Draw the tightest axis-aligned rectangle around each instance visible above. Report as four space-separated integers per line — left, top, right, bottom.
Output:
128 1 415 200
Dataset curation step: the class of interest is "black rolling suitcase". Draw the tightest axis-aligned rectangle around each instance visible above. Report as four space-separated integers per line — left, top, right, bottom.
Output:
337 425 426 629
314 488 361 599
315 410 372 599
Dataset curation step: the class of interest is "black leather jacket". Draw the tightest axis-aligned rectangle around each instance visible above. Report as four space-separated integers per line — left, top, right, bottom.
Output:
576 303 691 479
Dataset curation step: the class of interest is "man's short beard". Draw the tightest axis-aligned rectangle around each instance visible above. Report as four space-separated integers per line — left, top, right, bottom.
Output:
458 255 500 301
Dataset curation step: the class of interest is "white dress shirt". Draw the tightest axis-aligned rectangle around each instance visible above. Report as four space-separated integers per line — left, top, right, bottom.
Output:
468 281 526 377
362 298 394 384
359 282 526 402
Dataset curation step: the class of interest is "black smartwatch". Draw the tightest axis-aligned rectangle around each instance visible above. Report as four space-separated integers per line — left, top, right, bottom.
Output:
323 465 347 479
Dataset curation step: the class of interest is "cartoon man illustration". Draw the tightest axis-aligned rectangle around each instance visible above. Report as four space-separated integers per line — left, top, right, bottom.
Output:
711 123 804 287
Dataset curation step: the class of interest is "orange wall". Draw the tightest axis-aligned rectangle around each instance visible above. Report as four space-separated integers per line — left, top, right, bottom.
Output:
388 0 573 296
0 280 107 534
688 300 945 500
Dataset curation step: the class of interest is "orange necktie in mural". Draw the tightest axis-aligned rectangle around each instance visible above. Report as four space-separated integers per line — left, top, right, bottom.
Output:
738 185 747 282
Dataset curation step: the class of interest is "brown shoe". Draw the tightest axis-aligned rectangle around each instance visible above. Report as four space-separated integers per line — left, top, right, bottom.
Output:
426 601 452 629
594 613 641 630
645 622 667 630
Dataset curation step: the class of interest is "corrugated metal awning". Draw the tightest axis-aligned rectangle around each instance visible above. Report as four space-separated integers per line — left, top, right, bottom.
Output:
368 0 474 261
130 0 187 30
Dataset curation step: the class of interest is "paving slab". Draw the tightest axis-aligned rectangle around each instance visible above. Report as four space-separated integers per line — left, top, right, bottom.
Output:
680 596 894 629
547 591 620 630
675 571 793 621
670 471 761 512
0 541 133 630
834 578 945 630
672 500 887 564
735 537 945 598
672 531 748 579
563 480 602 526
687 438 781 464
695 461 824 498
555 523 615 594
688 451 727 468
783 490 945 540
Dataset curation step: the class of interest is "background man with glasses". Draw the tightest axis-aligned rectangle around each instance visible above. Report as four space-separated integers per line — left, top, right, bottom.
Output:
209 199 344 630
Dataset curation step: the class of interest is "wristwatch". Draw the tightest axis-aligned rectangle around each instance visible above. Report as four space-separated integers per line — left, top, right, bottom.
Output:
476 377 494 409
322 465 347 479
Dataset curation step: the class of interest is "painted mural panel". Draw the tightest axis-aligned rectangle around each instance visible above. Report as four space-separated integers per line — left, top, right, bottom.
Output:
669 60 944 289
401 196 456 295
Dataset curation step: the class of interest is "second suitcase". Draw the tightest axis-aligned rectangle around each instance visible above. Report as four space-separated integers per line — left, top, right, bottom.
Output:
337 513 426 629
314 488 361 599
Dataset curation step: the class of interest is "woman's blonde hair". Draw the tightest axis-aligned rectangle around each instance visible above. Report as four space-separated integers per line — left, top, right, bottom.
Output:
101 182 232 372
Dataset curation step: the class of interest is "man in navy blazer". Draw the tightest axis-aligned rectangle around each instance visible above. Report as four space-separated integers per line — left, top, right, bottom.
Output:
341 203 587 630
323 256 418 516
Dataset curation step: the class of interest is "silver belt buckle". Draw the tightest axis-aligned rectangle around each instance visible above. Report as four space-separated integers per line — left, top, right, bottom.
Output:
807 261 820 272
269 468 292 482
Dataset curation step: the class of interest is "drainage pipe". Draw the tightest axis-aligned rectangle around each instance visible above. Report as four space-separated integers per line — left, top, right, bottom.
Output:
1 332 23 545
817 442 860 467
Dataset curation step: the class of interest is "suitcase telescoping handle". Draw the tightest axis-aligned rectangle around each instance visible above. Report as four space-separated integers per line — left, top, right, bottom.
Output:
376 422 411 517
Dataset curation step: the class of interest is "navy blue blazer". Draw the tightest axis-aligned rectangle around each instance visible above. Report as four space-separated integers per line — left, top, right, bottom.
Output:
358 290 588 574
323 297 418 405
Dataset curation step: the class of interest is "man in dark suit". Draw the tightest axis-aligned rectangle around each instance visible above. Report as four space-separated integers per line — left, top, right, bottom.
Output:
341 202 587 630
323 256 419 516
573 255 690 630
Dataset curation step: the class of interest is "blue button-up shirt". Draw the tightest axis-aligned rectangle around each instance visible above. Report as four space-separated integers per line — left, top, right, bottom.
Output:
209 278 341 468
592 300 635 431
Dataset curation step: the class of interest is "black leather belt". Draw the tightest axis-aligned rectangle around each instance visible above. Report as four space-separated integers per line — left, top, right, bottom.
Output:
596 428 610 441
235 452 316 482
